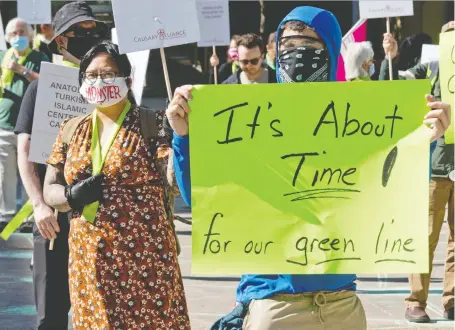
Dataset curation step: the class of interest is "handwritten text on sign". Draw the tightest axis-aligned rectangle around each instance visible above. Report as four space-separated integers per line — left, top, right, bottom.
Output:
189 81 430 275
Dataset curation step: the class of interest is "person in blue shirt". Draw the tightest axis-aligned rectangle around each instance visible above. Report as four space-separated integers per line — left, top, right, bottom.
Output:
167 6 450 330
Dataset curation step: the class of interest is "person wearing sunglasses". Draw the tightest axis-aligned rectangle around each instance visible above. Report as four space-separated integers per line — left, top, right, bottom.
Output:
14 2 109 329
223 33 277 85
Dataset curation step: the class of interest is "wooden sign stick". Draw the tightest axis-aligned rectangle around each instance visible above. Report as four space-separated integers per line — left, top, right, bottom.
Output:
386 17 393 81
49 209 58 251
212 45 218 85
160 47 173 100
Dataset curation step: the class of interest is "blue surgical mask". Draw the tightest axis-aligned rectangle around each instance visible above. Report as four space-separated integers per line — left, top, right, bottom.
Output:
369 63 375 77
10 36 29 51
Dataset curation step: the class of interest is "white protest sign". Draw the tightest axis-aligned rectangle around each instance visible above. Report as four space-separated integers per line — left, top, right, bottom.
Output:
29 63 94 164
17 0 52 24
359 1 414 19
196 0 230 47
112 28 150 106
421 44 439 64
111 0 201 54
0 11 6 50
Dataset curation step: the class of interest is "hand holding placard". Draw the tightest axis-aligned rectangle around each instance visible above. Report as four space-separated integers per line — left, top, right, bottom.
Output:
166 85 192 137
189 81 432 275
359 0 414 81
196 0 230 85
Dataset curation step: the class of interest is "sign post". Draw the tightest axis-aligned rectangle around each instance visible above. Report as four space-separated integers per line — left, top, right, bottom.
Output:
196 0 230 85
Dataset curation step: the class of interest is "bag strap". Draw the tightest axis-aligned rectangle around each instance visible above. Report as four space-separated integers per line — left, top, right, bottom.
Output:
61 114 90 147
139 106 159 144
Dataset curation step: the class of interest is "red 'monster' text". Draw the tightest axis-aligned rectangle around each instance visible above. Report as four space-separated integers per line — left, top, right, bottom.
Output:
85 85 121 104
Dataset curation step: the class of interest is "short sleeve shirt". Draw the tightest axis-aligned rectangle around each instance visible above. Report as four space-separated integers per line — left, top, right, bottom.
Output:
14 79 47 185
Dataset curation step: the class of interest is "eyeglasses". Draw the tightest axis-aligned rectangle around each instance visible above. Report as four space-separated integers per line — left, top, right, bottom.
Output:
82 71 119 85
279 36 325 50
239 57 261 65
64 25 106 39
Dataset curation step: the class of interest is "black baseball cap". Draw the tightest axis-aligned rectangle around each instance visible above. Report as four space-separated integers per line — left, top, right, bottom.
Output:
48 1 108 54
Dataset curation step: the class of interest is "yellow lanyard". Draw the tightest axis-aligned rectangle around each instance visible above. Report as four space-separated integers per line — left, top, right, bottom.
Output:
81 100 131 223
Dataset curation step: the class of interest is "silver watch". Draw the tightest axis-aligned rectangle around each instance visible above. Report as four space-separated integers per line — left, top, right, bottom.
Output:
23 68 30 78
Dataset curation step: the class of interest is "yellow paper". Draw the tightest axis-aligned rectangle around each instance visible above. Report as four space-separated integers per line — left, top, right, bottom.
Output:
439 31 455 144
189 81 431 275
0 200 33 240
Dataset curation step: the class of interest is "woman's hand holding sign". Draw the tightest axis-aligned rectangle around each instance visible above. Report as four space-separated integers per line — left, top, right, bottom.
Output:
424 94 451 142
166 85 193 137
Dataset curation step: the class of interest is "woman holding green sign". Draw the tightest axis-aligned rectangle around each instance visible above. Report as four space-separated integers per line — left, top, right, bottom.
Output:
43 41 190 329
167 6 451 330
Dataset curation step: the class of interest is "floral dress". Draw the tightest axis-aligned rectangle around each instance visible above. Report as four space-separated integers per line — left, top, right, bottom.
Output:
47 107 190 330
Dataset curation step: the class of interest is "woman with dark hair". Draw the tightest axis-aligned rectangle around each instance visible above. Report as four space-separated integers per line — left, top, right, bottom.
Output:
43 40 190 329
380 32 432 80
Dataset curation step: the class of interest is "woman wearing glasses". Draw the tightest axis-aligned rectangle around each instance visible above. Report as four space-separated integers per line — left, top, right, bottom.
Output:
43 40 190 329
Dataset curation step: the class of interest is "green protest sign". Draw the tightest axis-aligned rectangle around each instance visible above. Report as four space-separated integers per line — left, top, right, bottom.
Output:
189 81 430 275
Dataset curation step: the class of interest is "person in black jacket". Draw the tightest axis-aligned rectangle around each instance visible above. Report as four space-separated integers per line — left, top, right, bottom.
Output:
222 33 277 84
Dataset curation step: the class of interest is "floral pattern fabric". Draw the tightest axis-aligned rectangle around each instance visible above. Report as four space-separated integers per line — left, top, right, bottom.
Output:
47 107 190 330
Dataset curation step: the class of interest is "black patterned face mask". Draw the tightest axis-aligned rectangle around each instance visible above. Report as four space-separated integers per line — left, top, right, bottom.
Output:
278 47 330 83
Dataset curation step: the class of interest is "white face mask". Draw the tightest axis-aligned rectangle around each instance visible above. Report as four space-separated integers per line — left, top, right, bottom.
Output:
79 78 129 108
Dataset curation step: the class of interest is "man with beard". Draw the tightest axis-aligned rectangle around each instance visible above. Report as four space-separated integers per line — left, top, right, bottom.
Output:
223 33 276 84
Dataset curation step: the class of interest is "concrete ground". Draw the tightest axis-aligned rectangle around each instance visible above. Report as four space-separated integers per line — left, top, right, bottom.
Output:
0 197 453 330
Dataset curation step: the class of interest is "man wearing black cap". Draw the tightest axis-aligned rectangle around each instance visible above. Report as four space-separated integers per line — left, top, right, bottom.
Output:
14 2 108 329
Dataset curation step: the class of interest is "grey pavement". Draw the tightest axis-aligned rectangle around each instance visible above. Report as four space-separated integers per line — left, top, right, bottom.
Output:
0 198 453 330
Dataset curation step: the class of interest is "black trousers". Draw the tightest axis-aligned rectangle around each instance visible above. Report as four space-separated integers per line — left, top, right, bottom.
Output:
32 212 71 330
